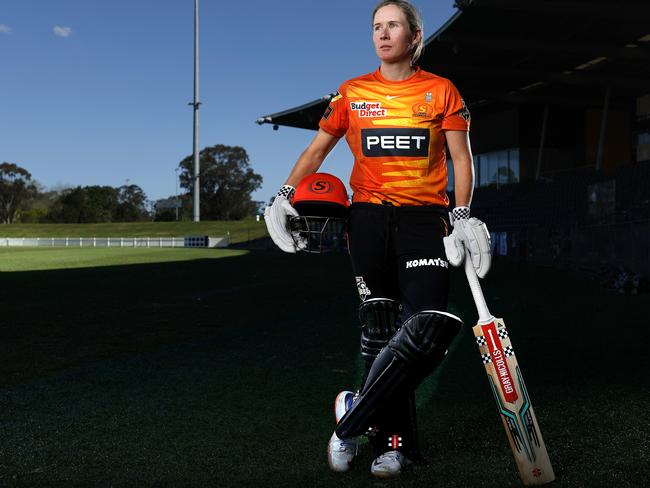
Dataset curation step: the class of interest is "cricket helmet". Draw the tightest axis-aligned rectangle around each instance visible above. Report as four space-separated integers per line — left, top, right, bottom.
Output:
290 172 350 253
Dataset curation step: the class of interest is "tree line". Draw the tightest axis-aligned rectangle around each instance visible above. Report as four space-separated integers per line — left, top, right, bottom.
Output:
0 144 263 224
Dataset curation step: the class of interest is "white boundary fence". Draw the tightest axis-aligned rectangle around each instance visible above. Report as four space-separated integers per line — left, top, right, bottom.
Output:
0 236 229 249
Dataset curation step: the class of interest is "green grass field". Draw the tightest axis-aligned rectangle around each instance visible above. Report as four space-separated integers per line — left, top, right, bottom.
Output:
0 247 248 272
0 219 268 244
0 248 647 486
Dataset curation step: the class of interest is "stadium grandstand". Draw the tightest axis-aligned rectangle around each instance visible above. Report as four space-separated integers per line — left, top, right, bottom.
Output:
257 0 650 291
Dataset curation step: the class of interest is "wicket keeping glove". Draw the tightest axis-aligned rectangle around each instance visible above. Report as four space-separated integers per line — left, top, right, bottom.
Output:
443 206 492 278
264 185 306 253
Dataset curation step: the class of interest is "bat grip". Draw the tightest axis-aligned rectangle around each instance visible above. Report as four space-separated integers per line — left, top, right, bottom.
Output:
464 255 493 324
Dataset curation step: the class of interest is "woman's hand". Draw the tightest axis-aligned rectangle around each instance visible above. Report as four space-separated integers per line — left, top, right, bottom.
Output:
264 185 306 253
443 206 492 278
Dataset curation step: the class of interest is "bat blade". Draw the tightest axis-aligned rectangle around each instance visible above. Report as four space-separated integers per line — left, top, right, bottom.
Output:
473 317 555 486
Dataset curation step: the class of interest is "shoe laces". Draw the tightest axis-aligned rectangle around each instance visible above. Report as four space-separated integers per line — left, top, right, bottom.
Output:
376 450 405 465
335 438 357 453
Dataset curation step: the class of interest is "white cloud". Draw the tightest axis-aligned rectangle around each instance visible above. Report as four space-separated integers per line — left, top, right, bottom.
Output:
0 24 11 34
53 25 72 38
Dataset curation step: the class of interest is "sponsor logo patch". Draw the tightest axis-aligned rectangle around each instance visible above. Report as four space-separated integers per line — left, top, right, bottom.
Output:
322 106 333 120
350 101 387 118
405 258 448 269
309 179 332 194
388 435 403 448
361 128 429 157
458 99 471 122
483 322 518 403
412 102 434 118
356 276 371 300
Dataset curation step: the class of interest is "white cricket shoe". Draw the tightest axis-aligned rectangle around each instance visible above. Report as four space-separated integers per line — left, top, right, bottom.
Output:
327 391 358 472
370 450 412 479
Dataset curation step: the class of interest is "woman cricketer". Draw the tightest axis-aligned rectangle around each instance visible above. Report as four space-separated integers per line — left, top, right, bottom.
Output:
265 0 491 479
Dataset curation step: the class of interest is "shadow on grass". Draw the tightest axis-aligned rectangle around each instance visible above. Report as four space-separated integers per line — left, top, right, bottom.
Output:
416 260 650 487
0 251 356 386
0 254 648 486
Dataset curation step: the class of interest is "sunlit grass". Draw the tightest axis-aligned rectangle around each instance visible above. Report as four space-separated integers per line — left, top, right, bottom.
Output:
0 219 268 243
0 247 248 272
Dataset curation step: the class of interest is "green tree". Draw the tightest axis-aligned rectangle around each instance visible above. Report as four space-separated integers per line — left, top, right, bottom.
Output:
48 186 119 223
46 184 149 223
79 186 118 222
19 184 63 223
179 144 263 220
47 187 84 223
115 184 149 221
0 162 38 224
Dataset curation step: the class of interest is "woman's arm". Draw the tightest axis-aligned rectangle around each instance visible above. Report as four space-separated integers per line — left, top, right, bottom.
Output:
445 130 474 208
285 129 341 187
264 128 341 253
443 130 491 278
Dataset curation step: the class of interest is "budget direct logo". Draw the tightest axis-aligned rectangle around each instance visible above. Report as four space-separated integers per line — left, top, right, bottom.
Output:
350 101 387 118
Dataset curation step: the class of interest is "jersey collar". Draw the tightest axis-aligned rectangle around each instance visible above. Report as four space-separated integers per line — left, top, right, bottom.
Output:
374 66 422 84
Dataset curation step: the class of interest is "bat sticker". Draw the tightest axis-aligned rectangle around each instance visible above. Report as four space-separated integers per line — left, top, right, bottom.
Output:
482 322 519 403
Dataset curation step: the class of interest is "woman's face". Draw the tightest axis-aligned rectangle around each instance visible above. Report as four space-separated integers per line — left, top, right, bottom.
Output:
372 4 416 64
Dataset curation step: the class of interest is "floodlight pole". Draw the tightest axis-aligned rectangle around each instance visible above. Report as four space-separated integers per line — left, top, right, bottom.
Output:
191 0 201 222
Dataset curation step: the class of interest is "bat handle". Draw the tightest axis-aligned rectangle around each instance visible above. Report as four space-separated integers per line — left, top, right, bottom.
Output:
464 255 493 324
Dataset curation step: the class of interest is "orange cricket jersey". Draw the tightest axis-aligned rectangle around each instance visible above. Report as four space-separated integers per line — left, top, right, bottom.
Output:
319 67 470 206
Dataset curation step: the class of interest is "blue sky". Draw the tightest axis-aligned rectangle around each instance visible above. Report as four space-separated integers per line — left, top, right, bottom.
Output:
1 0 457 206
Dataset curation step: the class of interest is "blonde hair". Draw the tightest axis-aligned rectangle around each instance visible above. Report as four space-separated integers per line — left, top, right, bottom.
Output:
372 0 424 65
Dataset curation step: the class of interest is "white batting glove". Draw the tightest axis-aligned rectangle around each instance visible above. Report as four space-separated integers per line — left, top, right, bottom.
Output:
443 206 492 278
264 185 306 253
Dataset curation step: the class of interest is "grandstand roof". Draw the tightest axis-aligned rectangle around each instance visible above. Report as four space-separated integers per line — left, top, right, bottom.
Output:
256 0 650 130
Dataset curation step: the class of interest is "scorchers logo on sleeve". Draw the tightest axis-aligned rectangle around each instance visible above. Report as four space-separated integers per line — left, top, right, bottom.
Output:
457 99 471 123
322 91 342 120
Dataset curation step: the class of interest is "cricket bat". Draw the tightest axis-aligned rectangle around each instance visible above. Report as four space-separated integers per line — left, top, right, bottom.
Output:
464 257 555 485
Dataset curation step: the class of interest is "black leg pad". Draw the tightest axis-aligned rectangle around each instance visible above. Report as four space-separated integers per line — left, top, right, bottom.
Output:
336 310 463 439
359 298 401 367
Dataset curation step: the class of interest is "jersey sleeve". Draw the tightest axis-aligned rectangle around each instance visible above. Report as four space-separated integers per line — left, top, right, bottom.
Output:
441 80 471 131
319 84 349 138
